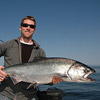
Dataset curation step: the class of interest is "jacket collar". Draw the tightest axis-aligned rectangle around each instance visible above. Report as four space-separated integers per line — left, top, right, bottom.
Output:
15 37 40 49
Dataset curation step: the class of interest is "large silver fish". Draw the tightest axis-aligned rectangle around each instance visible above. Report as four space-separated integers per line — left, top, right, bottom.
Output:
4 58 95 87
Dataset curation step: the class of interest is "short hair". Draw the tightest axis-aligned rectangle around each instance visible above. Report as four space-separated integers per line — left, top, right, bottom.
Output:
21 16 36 26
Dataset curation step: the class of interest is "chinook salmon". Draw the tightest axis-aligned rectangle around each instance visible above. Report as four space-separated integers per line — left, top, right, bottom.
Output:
4 58 95 87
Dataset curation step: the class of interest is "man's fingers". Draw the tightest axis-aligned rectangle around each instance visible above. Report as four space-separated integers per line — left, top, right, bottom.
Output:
1 71 7 77
0 74 6 78
0 66 7 79
0 72 7 82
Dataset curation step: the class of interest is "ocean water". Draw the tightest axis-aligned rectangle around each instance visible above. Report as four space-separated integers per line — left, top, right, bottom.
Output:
39 66 100 100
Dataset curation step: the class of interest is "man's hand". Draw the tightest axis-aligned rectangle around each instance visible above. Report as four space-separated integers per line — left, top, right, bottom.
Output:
52 76 63 84
0 66 7 82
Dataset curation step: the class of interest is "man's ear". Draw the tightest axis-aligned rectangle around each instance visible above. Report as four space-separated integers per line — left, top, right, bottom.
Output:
19 26 22 31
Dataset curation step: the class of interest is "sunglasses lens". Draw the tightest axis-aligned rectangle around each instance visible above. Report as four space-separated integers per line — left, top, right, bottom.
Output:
30 25 35 28
21 24 28 27
21 23 35 29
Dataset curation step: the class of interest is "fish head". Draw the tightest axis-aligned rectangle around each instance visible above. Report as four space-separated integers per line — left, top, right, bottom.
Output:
64 62 96 82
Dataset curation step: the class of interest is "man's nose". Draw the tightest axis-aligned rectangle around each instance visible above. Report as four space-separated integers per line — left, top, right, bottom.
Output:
27 26 31 29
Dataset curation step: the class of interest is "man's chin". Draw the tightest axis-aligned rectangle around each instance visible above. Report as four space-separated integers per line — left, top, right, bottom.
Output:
23 34 33 38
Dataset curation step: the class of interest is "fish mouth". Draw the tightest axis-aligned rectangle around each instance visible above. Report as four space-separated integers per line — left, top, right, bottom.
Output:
83 70 96 82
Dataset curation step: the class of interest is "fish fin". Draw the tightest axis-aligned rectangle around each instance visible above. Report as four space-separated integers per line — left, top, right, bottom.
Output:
27 83 34 89
27 82 39 89
10 75 21 85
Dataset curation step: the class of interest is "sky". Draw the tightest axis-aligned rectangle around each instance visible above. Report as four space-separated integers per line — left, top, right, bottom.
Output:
0 0 100 66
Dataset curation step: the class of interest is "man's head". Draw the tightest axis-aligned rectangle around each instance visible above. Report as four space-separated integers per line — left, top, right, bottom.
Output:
20 16 36 39
20 16 36 26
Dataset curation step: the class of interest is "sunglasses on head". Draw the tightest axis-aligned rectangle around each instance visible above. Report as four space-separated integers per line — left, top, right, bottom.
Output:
21 23 36 29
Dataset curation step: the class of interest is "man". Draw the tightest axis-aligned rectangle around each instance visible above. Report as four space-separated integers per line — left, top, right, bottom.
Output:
0 16 63 100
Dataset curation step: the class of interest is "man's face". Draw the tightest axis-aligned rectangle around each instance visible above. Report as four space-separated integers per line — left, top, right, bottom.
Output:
19 19 35 39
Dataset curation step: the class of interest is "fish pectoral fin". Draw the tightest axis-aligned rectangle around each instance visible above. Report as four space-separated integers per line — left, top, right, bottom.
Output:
10 75 21 85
